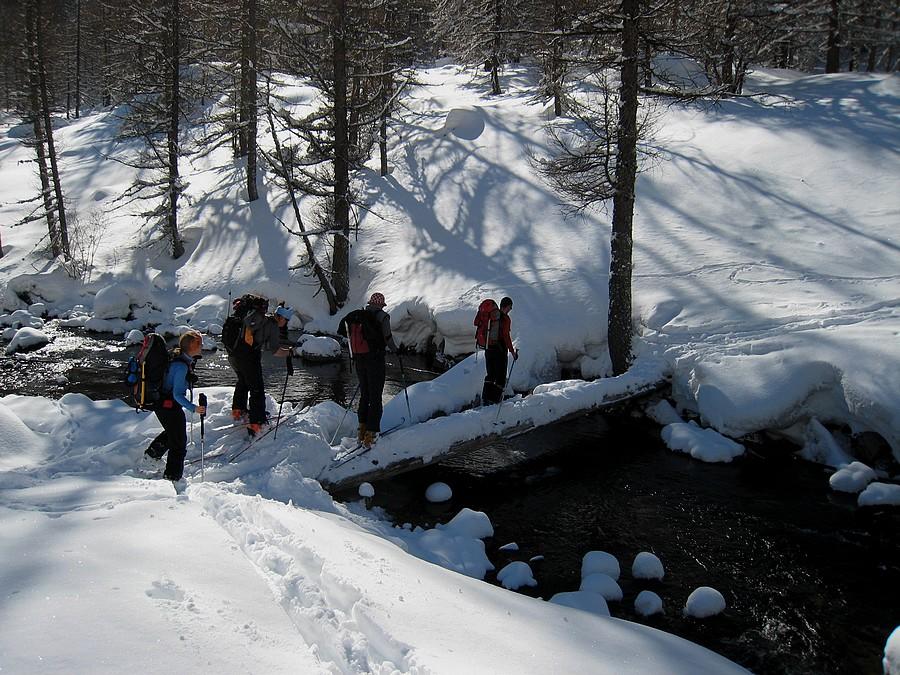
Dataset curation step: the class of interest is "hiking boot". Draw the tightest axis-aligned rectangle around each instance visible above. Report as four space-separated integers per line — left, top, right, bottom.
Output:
362 430 377 448
247 422 267 438
357 423 367 443
232 408 247 422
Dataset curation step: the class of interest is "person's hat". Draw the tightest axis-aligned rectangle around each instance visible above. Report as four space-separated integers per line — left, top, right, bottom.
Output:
274 306 293 321
368 292 386 307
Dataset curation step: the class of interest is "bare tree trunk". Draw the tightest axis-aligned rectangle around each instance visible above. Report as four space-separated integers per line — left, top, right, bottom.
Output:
331 0 350 304
241 0 259 201
490 0 502 95
35 0 70 258
26 0 59 258
379 48 389 176
826 0 841 73
167 0 184 259
75 0 81 118
608 0 639 375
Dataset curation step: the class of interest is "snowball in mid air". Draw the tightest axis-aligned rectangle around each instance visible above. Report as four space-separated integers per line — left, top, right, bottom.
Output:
425 482 452 503
496 561 537 590
684 586 726 618
581 551 620 581
632 552 665 580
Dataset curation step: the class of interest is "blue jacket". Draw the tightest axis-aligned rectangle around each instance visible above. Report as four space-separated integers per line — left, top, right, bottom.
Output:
163 353 196 413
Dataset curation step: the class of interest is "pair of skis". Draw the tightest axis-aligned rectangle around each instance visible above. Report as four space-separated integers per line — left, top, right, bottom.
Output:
329 418 405 469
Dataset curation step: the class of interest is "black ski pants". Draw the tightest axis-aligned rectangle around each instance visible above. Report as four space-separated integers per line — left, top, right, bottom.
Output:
146 402 187 481
355 352 386 432
482 345 508 405
229 351 267 424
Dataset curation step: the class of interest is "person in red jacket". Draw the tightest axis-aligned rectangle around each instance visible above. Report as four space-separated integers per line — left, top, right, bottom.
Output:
482 296 517 404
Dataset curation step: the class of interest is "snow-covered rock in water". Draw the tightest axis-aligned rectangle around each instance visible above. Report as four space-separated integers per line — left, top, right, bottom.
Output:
358 482 375 498
200 335 217 352
684 587 726 618
499 542 519 552
646 399 683 426
579 573 623 601
125 330 144 345
425 482 452 503
0 309 43 329
2 327 16 341
632 552 665 580
496 561 537 589
884 626 900 675
661 421 745 463
207 322 223 336
296 335 342 362
802 418 853 468
84 317 128 334
5 327 49 355
441 507 493 539
858 482 900 507
93 285 132 319
635 590 664 617
581 550 620 581
549 591 611 617
172 295 228 328
28 302 47 317
829 462 877 493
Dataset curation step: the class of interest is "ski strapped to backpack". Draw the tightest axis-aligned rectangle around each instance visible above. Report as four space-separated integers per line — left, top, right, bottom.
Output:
473 298 500 350
221 293 270 355
124 333 170 411
338 309 386 355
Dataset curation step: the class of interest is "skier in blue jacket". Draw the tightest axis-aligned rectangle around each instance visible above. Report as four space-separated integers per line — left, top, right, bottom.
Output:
144 330 206 481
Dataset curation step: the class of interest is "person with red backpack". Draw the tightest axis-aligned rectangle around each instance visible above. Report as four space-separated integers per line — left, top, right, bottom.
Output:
143 330 206 482
338 292 398 447
477 296 517 405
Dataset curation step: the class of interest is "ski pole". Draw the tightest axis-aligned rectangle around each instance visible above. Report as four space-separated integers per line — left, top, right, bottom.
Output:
198 393 207 481
494 356 517 422
397 352 412 423
330 383 360 446
274 352 294 440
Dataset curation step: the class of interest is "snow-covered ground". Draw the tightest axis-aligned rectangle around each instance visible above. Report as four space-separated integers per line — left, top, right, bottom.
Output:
1 62 899 670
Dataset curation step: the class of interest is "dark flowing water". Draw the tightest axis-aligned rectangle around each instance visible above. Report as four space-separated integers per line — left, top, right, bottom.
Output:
2 324 898 674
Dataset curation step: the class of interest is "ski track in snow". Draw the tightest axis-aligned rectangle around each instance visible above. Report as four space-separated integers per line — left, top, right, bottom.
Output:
192 486 422 675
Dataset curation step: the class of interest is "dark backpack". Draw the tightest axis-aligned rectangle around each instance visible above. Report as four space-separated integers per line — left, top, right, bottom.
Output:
474 299 501 348
339 309 385 355
222 294 269 355
124 333 170 410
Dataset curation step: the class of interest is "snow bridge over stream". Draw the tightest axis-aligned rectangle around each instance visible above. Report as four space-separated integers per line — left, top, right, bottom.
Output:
188 353 669 493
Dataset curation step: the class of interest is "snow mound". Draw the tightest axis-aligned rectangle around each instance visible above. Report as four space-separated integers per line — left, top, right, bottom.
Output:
885 626 900 675
858 482 900 507
549 591 611 617
684 587 726 618
4 327 49 355
0 401 50 470
581 551 620 581
440 107 485 140
635 590 664 617
802 418 852 468
296 335 342 361
425 481 452 503
661 421 745 463
579 573 622 601
358 482 375 498
496 561 537 589
829 461 876 493
632 552 665 580
0 309 44 329
441 507 493 539
93 284 132 319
